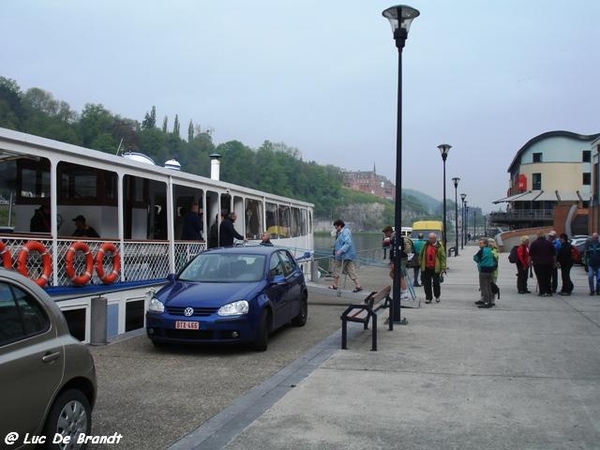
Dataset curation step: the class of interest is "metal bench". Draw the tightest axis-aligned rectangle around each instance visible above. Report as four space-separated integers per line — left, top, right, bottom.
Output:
340 286 391 351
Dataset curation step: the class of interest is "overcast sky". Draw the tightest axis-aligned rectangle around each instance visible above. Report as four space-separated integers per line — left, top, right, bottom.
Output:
2 0 599 212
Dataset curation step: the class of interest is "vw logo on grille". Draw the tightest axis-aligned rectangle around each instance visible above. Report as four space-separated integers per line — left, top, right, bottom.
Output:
183 307 194 317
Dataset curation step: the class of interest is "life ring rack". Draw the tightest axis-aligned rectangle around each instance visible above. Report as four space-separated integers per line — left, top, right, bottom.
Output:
95 242 121 284
65 241 94 286
0 242 12 269
17 241 52 288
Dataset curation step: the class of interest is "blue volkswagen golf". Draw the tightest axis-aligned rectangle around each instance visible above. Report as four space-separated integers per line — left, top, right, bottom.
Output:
146 246 308 351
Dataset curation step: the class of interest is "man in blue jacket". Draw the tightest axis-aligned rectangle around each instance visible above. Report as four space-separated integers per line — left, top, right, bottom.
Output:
473 238 497 308
329 219 362 292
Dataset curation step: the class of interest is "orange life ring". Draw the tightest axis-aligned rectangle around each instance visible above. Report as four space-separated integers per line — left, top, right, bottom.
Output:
0 242 12 269
95 242 121 284
17 241 52 288
65 241 93 286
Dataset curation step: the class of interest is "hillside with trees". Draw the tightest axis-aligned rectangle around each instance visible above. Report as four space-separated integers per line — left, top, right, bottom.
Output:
0 76 446 230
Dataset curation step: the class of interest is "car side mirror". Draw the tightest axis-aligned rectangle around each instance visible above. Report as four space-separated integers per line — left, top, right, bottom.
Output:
271 274 286 284
166 273 176 282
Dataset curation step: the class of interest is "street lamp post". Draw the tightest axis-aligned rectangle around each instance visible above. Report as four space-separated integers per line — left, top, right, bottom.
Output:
451 177 460 256
438 144 451 253
383 4 419 325
465 203 469 241
473 208 476 239
460 193 466 249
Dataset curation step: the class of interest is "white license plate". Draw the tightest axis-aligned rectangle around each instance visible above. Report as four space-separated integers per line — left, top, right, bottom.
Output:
175 321 200 330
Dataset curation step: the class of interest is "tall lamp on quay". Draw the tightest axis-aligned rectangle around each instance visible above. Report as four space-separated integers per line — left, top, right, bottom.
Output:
451 177 460 256
438 144 451 253
460 193 466 249
382 4 419 325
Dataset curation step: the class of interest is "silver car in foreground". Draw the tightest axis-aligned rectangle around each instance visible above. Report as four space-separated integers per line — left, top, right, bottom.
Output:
0 269 97 449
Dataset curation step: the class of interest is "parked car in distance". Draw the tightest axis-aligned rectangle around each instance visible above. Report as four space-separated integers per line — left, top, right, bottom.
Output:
146 246 308 351
0 269 97 450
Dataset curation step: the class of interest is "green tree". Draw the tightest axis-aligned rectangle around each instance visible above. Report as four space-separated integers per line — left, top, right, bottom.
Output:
142 106 156 130
0 76 24 130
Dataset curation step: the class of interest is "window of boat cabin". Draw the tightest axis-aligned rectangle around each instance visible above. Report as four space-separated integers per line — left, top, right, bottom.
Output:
278 206 291 238
57 162 117 204
244 198 262 240
16 158 51 202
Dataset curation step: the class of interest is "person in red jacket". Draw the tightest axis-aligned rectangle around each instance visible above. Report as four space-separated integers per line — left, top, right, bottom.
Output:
516 235 531 294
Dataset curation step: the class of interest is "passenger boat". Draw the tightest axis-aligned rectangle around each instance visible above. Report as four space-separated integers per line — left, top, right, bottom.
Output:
0 127 314 342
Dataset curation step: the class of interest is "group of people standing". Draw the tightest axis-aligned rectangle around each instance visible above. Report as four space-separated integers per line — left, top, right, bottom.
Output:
514 230 600 296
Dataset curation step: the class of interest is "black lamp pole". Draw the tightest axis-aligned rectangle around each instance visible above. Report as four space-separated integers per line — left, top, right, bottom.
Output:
452 177 460 256
383 4 419 325
460 193 466 249
465 203 469 241
438 144 451 253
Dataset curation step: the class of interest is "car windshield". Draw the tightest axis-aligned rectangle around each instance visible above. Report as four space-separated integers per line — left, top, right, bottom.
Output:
178 253 266 283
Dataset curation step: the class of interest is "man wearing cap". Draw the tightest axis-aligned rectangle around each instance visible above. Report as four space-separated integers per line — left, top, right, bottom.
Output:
72 215 100 238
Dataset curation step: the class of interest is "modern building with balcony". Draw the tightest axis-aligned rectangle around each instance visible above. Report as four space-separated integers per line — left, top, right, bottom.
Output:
490 130 600 236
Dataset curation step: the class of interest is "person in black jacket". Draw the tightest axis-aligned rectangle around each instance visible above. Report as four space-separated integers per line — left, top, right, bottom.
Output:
219 212 246 247
556 233 574 295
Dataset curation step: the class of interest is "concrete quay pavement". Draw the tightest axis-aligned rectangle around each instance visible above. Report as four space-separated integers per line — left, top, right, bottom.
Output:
175 243 600 450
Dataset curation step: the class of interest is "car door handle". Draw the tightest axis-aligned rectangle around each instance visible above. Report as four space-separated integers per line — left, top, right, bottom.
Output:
42 351 61 363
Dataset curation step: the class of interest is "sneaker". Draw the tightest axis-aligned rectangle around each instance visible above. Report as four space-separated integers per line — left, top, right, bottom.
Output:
435 297 440 303
425 299 432 304
475 300 485 305
478 303 492 308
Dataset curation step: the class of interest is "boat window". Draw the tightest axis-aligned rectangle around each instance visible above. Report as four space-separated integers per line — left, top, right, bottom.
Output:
17 158 51 201
245 198 262 240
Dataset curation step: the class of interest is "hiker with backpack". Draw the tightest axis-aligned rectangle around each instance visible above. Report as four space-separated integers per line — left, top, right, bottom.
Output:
474 238 497 308
512 235 531 294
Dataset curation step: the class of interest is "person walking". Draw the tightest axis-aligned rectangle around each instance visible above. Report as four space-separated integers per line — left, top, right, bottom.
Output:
583 232 600 295
516 235 531 294
556 233 574 295
219 212 246 247
473 238 496 308
329 219 362 292
419 232 446 304
411 232 425 287
529 230 556 297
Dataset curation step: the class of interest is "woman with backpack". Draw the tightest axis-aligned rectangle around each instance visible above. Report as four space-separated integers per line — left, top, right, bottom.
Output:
556 233 574 295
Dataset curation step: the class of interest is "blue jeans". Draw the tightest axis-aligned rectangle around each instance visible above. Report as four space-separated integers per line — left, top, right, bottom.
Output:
587 265 600 293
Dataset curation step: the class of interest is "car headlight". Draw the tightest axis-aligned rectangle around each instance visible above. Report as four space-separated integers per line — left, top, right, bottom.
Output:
148 297 165 313
218 300 249 316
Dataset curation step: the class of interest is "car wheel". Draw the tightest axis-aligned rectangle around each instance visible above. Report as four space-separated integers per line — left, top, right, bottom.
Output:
291 295 308 327
253 310 270 352
42 388 91 450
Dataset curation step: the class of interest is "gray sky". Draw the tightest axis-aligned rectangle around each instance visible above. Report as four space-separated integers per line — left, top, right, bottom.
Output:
2 0 599 213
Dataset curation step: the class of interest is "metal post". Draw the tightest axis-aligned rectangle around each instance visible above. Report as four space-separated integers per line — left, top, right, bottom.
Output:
90 295 108 345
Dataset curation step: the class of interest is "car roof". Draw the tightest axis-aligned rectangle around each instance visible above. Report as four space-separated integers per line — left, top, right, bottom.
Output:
202 246 285 256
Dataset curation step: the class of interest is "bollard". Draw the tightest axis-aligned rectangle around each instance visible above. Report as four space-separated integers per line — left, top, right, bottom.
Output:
90 295 108 345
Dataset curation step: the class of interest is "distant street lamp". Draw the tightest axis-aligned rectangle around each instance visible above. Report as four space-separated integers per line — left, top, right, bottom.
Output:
438 144 451 252
465 203 469 241
451 177 460 256
460 193 466 249
473 208 476 238
382 4 420 325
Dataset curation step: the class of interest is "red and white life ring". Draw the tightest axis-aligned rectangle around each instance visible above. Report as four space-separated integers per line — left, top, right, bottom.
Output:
65 241 93 286
0 242 12 269
95 242 121 284
17 241 52 288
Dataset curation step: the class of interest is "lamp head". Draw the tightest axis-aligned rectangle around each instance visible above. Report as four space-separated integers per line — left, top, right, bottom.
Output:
460 193 467 202
438 143 451 161
452 177 461 188
382 5 420 49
